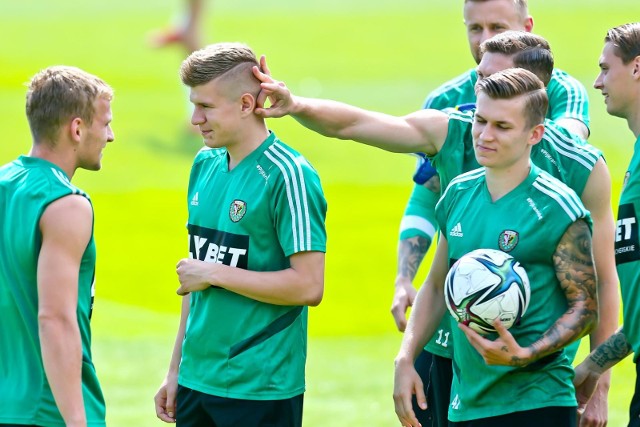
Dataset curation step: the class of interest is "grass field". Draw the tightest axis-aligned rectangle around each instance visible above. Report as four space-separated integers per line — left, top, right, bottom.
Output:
2 0 640 425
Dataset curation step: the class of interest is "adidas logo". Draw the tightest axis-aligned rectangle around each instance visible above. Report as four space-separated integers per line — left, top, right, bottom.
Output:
449 222 463 237
190 192 199 206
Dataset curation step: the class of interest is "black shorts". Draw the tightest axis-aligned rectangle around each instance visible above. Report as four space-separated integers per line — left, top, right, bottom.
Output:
176 385 304 427
450 406 576 427
412 350 453 427
628 361 640 427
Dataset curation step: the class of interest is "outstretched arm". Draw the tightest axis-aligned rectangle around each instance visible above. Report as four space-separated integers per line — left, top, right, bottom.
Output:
252 56 449 157
461 219 598 367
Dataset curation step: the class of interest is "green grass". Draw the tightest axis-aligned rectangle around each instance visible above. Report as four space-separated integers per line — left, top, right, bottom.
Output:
2 0 640 425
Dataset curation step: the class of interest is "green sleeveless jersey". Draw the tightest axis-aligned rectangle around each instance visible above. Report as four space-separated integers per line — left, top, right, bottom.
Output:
400 68 590 242
616 135 640 361
424 111 601 358
179 132 327 400
436 165 590 421
0 156 105 426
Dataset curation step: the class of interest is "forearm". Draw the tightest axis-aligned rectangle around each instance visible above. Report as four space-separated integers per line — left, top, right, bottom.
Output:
39 316 86 426
167 296 190 376
585 328 633 374
396 280 446 363
395 236 429 286
289 96 440 154
212 264 323 306
589 276 620 349
527 300 597 363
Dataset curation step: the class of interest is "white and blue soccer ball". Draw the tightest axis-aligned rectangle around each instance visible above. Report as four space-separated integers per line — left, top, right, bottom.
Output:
444 248 530 335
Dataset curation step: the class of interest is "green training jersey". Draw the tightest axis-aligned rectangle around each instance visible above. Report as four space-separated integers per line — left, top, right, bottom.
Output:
423 68 590 127
424 110 601 358
0 156 105 426
179 132 327 400
616 135 640 361
399 67 591 242
436 165 590 421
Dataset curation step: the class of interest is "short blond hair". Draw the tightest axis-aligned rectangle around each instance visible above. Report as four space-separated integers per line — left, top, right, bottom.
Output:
475 68 548 128
26 66 113 143
180 42 261 101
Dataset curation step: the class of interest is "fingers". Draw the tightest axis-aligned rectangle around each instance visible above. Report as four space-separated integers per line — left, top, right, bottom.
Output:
394 395 422 427
252 65 273 84
260 55 271 75
390 303 408 332
492 319 516 346
154 388 177 423
458 322 483 349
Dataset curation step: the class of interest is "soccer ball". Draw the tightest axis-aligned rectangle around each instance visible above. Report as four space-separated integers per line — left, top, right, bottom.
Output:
444 249 530 335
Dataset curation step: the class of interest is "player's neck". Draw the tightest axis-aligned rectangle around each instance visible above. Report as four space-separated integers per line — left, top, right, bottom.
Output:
29 141 77 180
485 161 531 202
627 105 640 139
226 123 269 170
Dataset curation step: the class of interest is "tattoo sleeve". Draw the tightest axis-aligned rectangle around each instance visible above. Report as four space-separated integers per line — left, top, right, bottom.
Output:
528 219 598 361
589 329 633 370
397 236 430 281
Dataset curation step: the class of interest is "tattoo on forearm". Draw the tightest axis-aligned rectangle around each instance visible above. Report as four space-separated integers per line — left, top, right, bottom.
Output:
398 236 429 280
530 220 597 360
590 330 633 369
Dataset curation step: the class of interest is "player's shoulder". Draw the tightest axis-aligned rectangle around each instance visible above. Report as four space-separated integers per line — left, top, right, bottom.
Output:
542 120 602 167
423 69 476 109
549 68 587 93
193 146 226 165
258 135 319 179
441 167 485 198
530 168 587 221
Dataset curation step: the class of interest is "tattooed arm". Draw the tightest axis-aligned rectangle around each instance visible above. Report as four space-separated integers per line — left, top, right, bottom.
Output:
391 236 430 332
574 328 633 411
460 219 598 367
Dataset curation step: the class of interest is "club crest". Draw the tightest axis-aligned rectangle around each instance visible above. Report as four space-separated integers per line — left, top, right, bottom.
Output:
498 230 519 252
229 200 247 222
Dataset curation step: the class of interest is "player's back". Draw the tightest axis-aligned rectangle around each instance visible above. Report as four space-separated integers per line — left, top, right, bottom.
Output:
0 156 105 426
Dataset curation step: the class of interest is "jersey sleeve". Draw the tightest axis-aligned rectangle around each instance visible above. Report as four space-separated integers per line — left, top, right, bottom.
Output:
423 70 477 110
547 69 590 129
270 156 327 257
399 184 439 244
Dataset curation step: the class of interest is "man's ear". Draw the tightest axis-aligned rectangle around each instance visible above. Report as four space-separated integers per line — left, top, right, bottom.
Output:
529 123 545 147
69 117 83 143
632 55 640 80
240 93 256 115
524 16 534 33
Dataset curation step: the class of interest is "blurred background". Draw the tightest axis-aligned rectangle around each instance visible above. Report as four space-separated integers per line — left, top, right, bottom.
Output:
1 0 639 425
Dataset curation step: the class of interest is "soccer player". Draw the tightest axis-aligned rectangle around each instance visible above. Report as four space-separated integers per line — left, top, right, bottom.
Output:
253 30 617 424
395 3 592 423
393 68 597 427
572 22 640 427
0 66 114 426
154 42 327 427
149 0 206 54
